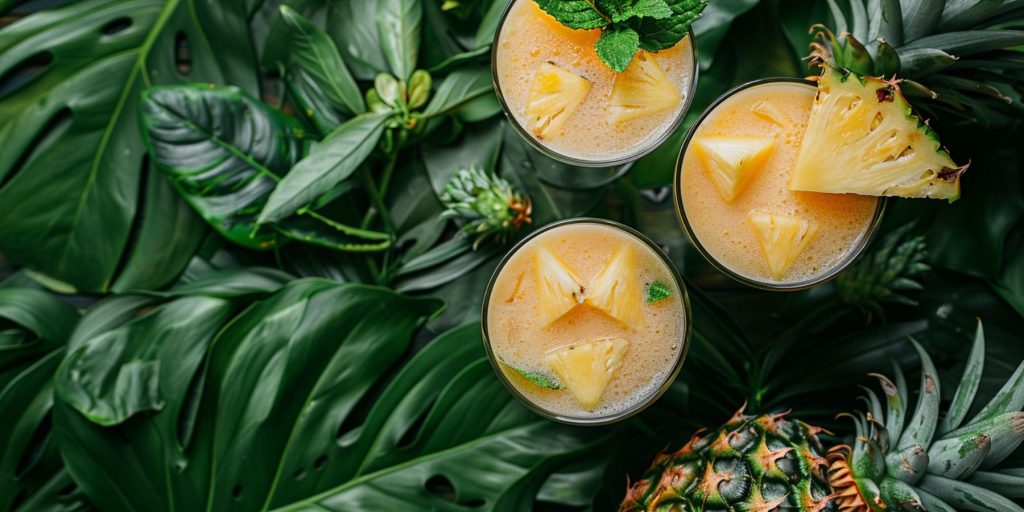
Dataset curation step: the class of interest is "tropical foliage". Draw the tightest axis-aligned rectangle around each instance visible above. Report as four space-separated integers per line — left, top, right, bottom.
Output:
0 0 1022 510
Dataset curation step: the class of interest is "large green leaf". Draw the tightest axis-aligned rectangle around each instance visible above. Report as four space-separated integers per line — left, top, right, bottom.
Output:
377 0 422 80
139 85 391 252
0 0 258 292
51 279 615 510
0 288 88 511
278 5 364 115
259 113 391 224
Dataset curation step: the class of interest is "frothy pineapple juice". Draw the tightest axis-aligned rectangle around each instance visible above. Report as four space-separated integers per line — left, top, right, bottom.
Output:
485 222 687 420
679 81 879 285
494 0 695 163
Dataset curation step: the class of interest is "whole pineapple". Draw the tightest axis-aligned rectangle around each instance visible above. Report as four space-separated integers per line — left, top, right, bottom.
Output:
622 322 1024 511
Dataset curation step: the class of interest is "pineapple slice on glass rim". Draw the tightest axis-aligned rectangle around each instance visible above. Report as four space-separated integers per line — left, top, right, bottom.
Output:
481 218 692 425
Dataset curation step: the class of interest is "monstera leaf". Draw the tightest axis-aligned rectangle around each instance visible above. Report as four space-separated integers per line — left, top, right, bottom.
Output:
0 0 258 293
51 279 611 511
139 85 391 252
0 287 88 511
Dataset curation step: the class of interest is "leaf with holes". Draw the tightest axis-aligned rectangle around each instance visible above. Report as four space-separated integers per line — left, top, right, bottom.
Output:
0 0 259 293
139 85 391 253
0 287 89 511
50 280 613 511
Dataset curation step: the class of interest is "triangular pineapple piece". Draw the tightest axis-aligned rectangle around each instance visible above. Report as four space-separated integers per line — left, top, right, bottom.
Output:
608 51 681 125
748 212 819 280
544 337 629 410
533 246 585 326
692 136 774 202
585 244 644 329
751 99 788 126
790 66 965 201
526 62 591 139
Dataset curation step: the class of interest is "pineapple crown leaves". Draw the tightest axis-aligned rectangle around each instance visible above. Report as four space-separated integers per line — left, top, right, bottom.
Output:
440 168 532 250
836 223 929 321
836 322 1024 512
533 0 708 72
809 0 1024 124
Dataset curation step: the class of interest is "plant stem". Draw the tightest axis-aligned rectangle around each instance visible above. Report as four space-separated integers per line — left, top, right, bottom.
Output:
358 167 396 235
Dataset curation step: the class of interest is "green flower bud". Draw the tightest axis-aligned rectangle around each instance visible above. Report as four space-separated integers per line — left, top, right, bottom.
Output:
374 73 403 108
407 70 432 109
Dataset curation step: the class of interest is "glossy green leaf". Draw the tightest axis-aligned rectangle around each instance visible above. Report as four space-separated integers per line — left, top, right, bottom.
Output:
422 67 494 118
0 288 86 511
378 0 422 79
326 0 390 80
918 474 1024 512
140 85 390 252
0 0 257 292
260 113 391 224
279 5 364 115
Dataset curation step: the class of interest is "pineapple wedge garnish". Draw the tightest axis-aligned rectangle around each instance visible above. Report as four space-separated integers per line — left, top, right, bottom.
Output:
526 62 591 139
748 212 819 280
585 244 645 329
790 66 965 201
693 136 774 202
534 246 585 326
544 337 629 410
608 51 681 125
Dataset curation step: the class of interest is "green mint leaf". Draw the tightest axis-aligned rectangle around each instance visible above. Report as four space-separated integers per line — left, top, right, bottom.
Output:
597 0 671 23
500 361 562 389
632 0 708 51
631 0 673 19
533 0 608 30
595 25 640 72
647 281 672 303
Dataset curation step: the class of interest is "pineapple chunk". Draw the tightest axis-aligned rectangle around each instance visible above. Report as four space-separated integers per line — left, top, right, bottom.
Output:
748 212 819 280
751 100 788 126
544 337 630 410
585 244 645 329
790 66 965 201
533 247 585 326
692 136 774 202
608 51 681 125
526 63 591 139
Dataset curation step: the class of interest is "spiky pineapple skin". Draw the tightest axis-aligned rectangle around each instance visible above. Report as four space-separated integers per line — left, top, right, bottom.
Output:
621 411 834 512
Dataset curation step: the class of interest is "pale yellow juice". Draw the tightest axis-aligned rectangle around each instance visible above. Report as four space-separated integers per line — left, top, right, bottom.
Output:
485 222 686 419
494 0 695 162
679 81 879 285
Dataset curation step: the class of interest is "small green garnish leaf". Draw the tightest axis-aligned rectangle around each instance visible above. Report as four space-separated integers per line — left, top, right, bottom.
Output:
595 25 640 72
500 360 562 389
533 0 706 72
632 0 709 52
597 0 672 23
647 281 672 303
533 0 608 30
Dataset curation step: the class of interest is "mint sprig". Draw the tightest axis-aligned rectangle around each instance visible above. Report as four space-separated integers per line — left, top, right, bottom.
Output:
534 0 708 72
499 360 563 389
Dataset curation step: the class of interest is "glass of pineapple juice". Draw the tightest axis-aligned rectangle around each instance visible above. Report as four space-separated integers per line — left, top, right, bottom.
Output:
482 218 691 425
491 0 698 167
674 78 885 291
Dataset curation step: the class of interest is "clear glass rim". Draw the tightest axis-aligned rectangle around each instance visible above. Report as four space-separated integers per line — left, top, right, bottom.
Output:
489 0 700 168
480 218 693 426
672 77 887 292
